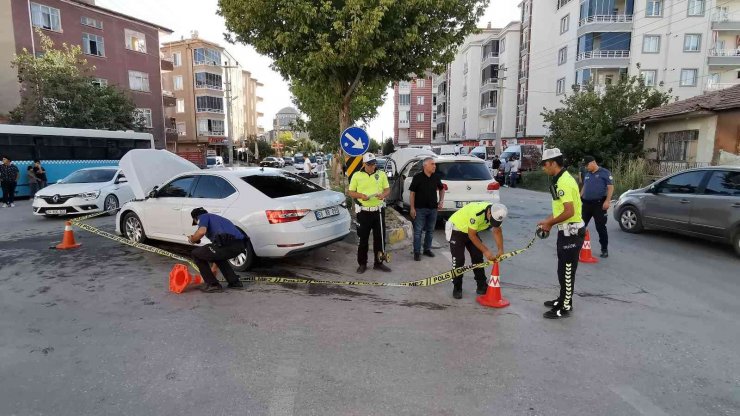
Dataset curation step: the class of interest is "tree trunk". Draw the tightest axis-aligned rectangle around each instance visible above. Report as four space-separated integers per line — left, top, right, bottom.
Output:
339 97 352 133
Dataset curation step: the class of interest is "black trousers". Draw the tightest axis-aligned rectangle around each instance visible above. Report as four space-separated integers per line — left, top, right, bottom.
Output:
556 230 584 310
582 198 608 251
357 209 385 266
1 181 17 204
449 230 487 290
192 240 244 286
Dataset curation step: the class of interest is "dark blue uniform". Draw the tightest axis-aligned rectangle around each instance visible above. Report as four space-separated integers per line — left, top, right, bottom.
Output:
581 168 613 253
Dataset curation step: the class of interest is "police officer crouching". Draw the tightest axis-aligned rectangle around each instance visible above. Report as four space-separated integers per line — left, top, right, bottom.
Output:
188 208 246 292
537 149 584 319
446 202 507 299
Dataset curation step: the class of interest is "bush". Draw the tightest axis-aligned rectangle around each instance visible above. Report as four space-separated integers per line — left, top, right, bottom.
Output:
610 157 650 197
518 170 551 192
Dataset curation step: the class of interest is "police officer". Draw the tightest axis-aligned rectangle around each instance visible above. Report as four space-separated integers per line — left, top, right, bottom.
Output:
446 202 507 299
580 155 614 258
188 207 246 293
537 148 584 319
348 153 392 274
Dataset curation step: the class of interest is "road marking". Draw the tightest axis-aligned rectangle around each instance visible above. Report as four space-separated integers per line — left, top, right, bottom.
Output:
611 385 670 416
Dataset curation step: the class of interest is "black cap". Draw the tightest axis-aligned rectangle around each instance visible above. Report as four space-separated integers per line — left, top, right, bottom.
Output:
583 155 596 165
191 207 207 226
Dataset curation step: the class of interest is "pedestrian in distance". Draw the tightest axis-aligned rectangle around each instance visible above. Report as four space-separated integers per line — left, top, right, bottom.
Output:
580 155 614 258
409 157 445 261
509 156 521 188
26 166 40 198
347 153 392 274
503 157 512 187
188 207 246 293
1 156 20 208
303 155 313 178
537 148 584 319
33 160 48 189
445 202 507 299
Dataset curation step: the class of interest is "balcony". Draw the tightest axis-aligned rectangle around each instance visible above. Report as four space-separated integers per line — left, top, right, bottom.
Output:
436 114 446 125
705 81 738 91
481 78 498 93
479 104 497 117
161 57 174 72
162 90 176 107
479 132 496 141
399 119 410 128
578 15 633 36
711 11 740 30
575 50 630 69
708 49 740 66
482 52 499 67
195 82 223 91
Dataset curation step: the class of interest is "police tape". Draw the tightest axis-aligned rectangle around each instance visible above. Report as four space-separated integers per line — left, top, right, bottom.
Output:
68 209 537 288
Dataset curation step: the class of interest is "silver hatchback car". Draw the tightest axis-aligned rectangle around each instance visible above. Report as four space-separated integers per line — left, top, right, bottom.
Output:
613 167 740 256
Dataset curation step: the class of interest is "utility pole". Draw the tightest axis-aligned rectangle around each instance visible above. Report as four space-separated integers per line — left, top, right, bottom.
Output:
495 64 507 156
222 50 241 167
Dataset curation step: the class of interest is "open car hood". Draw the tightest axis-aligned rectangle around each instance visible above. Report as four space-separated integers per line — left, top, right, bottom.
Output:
120 149 198 200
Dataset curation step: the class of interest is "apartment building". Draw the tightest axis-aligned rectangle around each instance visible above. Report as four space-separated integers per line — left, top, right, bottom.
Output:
393 73 435 147
519 0 740 138
227 68 264 146
1 0 173 148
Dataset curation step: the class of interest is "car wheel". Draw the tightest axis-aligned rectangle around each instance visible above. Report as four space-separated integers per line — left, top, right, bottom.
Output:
228 238 256 272
104 194 119 215
733 229 740 257
123 212 148 243
618 206 643 233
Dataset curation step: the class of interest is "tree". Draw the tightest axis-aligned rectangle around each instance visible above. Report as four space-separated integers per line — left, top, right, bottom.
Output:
382 138 395 156
10 32 144 130
218 0 487 132
368 139 381 154
541 74 671 164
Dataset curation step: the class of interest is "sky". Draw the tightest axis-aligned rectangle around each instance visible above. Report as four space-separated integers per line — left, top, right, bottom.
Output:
97 0 522 142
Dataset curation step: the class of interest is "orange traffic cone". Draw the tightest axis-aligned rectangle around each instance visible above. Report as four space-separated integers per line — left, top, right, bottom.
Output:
579 230 599 264
56 221 81 250
169 264 203 294
476 262 510 308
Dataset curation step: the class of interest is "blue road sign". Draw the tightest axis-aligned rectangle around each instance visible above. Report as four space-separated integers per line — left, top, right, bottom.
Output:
340 126 370 157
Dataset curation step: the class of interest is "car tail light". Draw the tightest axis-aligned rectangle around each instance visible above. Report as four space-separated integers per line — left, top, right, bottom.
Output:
266 209 310 224
487 182 500 191
442 183 449 191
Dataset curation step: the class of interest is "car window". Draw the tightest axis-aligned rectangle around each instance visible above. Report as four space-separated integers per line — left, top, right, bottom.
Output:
242 172 322 198
407 160 424 177
191 175 237 199
437 162 492 181
703 171 740 196
63 169 117 183
158 176 196 198
658 171 706 195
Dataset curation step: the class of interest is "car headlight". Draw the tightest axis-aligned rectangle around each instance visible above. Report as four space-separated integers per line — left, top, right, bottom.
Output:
33 195 40 201
79 191 101 200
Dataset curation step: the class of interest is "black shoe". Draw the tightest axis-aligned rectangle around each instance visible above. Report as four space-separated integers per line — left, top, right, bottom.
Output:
544 308 571 319
414 253 421 261
600 250 609 258
200 284 223 293
452 287 462 299
373 263 392 272
544 299 561 308
423 250 435 258
476 285 488 295
227 282 245 290
357 265 367 274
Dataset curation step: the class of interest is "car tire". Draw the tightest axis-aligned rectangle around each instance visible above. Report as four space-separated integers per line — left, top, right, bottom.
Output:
732 229 740 257
618 205 643 233
229 238 256 272
104 194 119 215
122 212 148 243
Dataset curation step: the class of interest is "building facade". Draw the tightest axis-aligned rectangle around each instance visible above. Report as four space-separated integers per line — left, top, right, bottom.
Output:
393 73 435 147
2 0 172 148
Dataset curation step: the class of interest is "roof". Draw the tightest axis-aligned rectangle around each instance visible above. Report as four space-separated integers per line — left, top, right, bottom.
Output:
623 84 740 124
68 0 173 33
277 107 299 115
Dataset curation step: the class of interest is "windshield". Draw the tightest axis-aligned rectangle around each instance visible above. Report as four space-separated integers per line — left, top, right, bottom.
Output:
63 169 117 184
501 151 517 160
242 172 323 198
206 157 217 166
436 162 492 181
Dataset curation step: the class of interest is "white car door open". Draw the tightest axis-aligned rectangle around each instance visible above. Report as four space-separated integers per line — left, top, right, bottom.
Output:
146 175 197 239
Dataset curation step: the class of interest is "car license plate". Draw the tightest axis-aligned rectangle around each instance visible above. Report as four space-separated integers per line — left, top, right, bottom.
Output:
46 209 66 215
315 206 340 220
455 201 470 208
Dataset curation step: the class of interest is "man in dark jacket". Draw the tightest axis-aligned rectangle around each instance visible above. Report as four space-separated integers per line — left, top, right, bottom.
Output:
188 208 246 292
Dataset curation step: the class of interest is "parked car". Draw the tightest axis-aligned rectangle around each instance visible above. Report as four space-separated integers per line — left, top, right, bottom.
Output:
614 166 740 256
499 145 542 171
260 157 283 168
294 155 318 172
283 157 294 166
116 150 351 271
32 167 133 217
388 155 500 218
206 156 225 169
293 153 304 166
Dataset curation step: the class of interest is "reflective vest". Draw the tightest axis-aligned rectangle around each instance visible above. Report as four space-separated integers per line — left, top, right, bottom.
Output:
449 202 493 234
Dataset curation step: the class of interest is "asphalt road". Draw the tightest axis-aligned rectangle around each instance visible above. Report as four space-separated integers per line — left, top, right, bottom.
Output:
0 186 738 416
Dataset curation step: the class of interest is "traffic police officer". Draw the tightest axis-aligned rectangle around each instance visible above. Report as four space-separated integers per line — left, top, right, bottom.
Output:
188 207 246 293
580 155 614 258
446 202 507 299
537 148 584 319
348 153 392 274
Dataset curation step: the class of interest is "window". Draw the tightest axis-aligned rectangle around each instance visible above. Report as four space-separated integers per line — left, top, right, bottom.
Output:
135 108 153 128
31 3 61 31
196 96 224 113
680 69 698 86
417 113 425 122
558 46 567 65
242 172 322 199
173 76 183 91
398 93 410 106
91 78 108 88
158 176 196 198
399 110 409 123
82 33 105 57
416 79 425 88
658 171 706 194
125 29 147 53
481 91 497 107
658 130 698 161
684 34 701 52
191 176 237 199
417 96 425 105
128 71 150 92
646 0 663 17
556 77 566 95
640 70 657 87
176 99 185 113
704 171 740 196
176 122 186 136
560 15 570 34
500 38 506 53
557 0 573 9
436 162 492 181
195 72 223 90
643 35 661 53
172 52 182 67
198 119 225 135
416 130 425 139
193 48 221 65
81 16 103 29
688 0 705 16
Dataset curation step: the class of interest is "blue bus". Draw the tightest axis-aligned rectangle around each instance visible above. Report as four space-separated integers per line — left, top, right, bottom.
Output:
0 125 154 198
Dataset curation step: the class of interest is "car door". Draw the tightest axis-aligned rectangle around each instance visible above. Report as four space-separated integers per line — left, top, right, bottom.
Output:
112 171 135 204
643 170 708 231
689 170 740 239
181 174 239 237
402 160 424 208
144 175 197 238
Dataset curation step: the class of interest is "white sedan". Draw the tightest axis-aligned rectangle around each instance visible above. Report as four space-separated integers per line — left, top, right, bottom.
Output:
32 167 133 217
115 150 351 271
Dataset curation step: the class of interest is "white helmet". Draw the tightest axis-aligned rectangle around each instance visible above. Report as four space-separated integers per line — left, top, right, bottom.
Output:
490 203 508 222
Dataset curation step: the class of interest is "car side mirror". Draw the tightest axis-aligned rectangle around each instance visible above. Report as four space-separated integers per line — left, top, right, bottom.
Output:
115 177 128 184
147 186 159 199
56 179 63 184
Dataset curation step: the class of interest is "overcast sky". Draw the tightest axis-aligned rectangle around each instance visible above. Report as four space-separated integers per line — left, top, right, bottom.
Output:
97 0 521 141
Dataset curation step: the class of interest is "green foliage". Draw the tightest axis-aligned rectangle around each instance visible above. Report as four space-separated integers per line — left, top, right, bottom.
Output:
10 32 144 130
541 74 671 164
611 156 651 196
368 139 381 154
518 170 551 193
382 138 395 155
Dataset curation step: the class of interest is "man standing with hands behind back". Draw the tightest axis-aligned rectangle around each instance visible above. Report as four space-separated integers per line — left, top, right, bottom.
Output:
580 155 614 258
410 157 445 261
